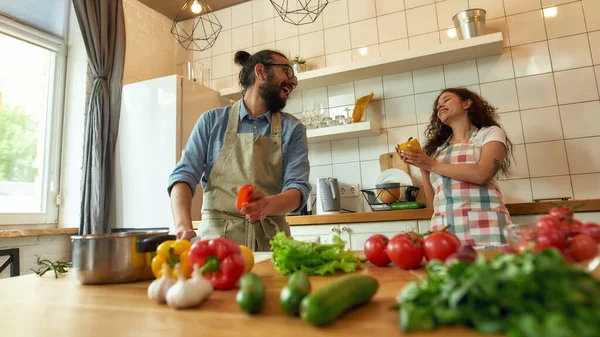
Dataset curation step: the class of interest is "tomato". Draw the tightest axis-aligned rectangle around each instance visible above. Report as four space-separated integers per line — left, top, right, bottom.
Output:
569 234 598 262
444 231 462 248
549 206 573 220
364 234 391 266
236 184 254 210
535 215 561 232
580 223 600 243
562 219 583 237
386 236 423 269
535 230 567 252
398 231 425 246
422 232 460 262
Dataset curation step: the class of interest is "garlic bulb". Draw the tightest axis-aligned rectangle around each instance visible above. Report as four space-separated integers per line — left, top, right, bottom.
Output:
147 263 175 303
165 264 213 309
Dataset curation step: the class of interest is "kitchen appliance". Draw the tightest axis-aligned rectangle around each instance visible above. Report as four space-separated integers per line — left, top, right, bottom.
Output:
316 177 341 215
453 8 487 40
110 75 230 232
71 231 175 284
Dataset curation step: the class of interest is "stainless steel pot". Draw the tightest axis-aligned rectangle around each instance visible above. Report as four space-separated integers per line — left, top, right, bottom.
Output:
71 231 175 285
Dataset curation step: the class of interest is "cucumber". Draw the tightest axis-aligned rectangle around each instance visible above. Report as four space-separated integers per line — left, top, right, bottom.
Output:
390 202 425 210
280 271 311 315
299 274 379 326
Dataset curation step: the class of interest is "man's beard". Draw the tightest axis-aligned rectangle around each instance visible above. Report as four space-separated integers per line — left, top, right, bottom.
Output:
259 76 287 113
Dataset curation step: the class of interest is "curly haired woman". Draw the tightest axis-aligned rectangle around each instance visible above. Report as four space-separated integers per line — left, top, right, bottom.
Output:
397 88 514 248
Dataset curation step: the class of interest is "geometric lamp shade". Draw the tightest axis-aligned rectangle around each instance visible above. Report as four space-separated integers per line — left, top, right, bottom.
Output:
171 0 222 51
270 0 329 26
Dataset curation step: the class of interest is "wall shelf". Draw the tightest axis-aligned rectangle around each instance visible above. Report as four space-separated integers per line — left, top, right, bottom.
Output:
220 32 504 100
306 121 381 143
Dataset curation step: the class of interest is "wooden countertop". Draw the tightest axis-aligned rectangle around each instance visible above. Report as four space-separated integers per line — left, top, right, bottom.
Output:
0 227 78 238
0 252 508 337
286 199 600 226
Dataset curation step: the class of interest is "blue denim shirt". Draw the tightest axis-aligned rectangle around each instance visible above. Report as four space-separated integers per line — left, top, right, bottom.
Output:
168 100 311 211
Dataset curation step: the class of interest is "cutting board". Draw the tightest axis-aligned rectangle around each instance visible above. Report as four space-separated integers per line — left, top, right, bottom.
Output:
378 151 409 173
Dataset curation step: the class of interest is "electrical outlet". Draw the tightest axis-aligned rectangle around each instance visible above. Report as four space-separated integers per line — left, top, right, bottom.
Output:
340 184 359 198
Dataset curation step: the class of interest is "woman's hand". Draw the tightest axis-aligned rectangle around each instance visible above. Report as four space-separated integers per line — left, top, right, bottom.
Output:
240 188 272 221
396 144 437 172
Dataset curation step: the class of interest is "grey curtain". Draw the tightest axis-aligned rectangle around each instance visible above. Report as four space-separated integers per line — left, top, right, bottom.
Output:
73 0 126 234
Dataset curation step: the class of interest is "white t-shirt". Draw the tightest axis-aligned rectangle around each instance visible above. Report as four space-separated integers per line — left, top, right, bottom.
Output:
471 126 507 163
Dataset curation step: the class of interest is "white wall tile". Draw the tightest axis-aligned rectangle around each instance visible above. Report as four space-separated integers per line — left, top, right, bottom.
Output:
521 106 564 143
253 19 275 45
548 34 593 71
307 55 326 70
504 0 541 15
498 111 525 144
214 8 232 31
324 25 351 54
252 0 276 22
361 160 383 188
284 91 303 113
559 101 600 139
415 91 439 124
380 38 410 56
497 179 533 203
231 25 253 51
299 31 325 58
545 3 587 40
596 66 600 95
211 53 233 78
590 31 600 66
440 28 460 44
554 67 599 105
412 66 445 94
526 140 570 177
385 96 417 127
508 144 530 179
387 125 419 152
566 137 600 174
328 82 356 107
299 15 324 35
355 77 384 101
302 87 329 108
352 44 381 61
476 48 515 83
468 0 505 19
436 0 468 30
409 32 440 50
406 4 438 36
377 11 408 42
253 41 276 53
480 79 519 113
443 60 479 87
511 41 552 77
211 76 233 90
331 138 360 163
309 164 333 192
417 123 429 144
308 142 332 165
542 0 578 6
583 0 600 31
572 173 600 200
323 0 349 28
275 36 300 59
465 84 481 95
348 0 377 22
366 99 385 122
350 18 379 48
486 18 510 48
231 2 253 28
274 16 299 40
515 73 558 109
211 29 231 56
530 176 573 200
326 51 352 66
405 0 434 9
383 72 413 98
507 10 546 46
376 0 405 15
359 132 390 161
332 161 362 187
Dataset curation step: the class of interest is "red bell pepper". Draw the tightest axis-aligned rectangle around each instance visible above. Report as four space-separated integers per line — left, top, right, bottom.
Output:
188 237 246 290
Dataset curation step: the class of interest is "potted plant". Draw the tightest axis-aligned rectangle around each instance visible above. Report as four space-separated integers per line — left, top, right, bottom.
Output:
291 56 307 73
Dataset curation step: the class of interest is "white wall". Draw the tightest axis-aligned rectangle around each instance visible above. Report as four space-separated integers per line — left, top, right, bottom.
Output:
0 234 71 279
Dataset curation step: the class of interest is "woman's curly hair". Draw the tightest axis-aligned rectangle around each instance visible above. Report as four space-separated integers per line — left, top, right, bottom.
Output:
422 88 513 176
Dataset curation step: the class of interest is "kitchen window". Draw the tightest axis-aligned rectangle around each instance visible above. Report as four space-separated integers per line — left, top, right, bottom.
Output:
0 15 67 226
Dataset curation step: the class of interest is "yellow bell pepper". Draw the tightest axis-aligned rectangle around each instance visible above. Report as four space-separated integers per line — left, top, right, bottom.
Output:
151 239 192 279
239 244 254 273
398 137 421 153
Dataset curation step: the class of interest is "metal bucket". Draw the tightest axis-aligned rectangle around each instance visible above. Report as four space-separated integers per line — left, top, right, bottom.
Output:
452 9 487 39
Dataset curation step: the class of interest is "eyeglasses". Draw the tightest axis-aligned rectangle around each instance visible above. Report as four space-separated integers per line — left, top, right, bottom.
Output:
264 63 296 80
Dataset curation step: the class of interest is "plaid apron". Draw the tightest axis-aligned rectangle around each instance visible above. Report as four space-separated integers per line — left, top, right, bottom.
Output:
429 128 511 247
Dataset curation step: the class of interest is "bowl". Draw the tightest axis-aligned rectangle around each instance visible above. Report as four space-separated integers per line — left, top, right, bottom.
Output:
376 183 402 204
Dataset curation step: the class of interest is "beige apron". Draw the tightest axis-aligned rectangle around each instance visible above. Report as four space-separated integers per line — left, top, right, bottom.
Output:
197 100 290 251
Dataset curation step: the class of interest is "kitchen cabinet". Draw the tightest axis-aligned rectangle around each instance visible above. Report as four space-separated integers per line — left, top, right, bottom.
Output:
289 224 340 245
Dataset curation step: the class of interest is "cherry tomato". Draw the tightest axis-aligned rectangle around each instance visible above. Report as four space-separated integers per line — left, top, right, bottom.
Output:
386 236 423 269
562 219 583 237
364 234 391 266
422 232 460 262
549 206 573 220
580 223 600 243
569 234 598 262
236 184 254 210
535 230 567 252
535 215 561 232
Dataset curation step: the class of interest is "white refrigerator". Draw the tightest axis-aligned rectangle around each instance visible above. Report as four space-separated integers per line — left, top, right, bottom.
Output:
109 75 231 231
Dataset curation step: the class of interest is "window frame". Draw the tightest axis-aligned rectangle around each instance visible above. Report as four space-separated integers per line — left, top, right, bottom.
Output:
0 14 67 227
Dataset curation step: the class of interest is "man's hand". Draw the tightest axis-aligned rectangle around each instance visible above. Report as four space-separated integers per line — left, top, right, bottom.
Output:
240 188 272 221
175 225 197 240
